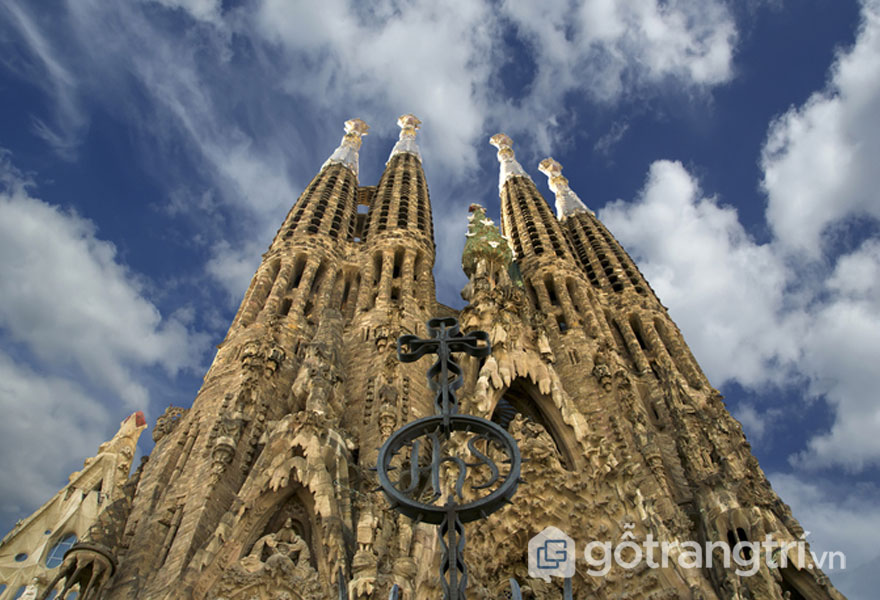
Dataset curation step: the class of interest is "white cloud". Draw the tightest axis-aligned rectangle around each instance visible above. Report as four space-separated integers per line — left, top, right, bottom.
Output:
761 0 880 257
206 239 263 304
601 158 880 472
792 240 880 470
593 121 630 156
0 155 207 409
146 0 222 23
731 402 781 445
0 351 112 522
769 472 880 572
256 0 496 174
601 160 799 388
499 0 737 149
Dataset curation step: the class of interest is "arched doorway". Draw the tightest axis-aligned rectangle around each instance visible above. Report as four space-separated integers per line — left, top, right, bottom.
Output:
491 378 577 470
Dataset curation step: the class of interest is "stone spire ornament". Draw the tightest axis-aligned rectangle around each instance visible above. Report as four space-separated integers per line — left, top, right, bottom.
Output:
388 113 422 163
462 203 512 279
489 133 528 191
538 157 593 218
322 118 369 179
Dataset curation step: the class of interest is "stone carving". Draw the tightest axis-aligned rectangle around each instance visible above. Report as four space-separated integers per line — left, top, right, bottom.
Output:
152 405 187 442
245 518 311 568
9 119 843 600
291 345 340 419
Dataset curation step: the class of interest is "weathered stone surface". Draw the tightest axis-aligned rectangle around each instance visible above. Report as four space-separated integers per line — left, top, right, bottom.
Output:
2 122 846 600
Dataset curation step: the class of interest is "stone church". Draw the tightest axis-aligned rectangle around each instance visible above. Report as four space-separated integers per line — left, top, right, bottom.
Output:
0 115 846 599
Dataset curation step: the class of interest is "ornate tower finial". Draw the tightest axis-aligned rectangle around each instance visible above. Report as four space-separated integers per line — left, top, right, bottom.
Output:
538 157 593 219
388 113 422 163
322 118 369 179
490 133 528 191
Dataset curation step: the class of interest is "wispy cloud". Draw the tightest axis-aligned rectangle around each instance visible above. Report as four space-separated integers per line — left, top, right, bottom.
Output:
0 153 208 409
0 1 88 159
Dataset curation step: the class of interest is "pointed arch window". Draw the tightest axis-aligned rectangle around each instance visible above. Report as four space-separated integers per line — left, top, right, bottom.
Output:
491 378 576 470
45 533 77 568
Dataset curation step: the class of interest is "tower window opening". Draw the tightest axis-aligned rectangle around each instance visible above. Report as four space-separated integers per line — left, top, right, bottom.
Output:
393 248 404 279
413 253 422 281
279 298 292 316
566 280 581 313
556 314 568 333
290 256 306 289
391 287 400 301
354 213 367 241
525 281 540 308
373 253 383 286
607 312 631 361
310 262 326 295
340 279 351 310
544 276 559 306
629 315 649 351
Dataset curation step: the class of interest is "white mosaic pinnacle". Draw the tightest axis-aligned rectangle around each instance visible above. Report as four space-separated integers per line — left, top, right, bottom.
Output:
388 113 422 163
322 118 369 180
538 157 593 219
490 133 529 192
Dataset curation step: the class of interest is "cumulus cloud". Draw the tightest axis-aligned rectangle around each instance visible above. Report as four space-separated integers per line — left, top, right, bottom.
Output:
0 155 207 408
595 2 880 474
792 239 880 470
601 158 880 472
7 0 740 305
731 403 782 446
601 160 800 388
256 0 497 174
761 0 880 256
499 0 737 149
769 472 880 572
0 351 112 524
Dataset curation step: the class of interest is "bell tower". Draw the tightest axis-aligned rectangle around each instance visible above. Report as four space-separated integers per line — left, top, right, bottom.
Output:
1 119 847 600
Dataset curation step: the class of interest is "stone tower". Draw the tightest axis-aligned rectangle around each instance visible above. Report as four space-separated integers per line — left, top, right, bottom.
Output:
9 117 845 600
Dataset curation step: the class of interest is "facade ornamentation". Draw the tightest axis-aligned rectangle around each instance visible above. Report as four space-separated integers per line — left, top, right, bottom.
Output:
1 118 846 600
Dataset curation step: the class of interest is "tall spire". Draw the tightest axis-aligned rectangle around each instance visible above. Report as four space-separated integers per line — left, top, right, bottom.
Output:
538 157 593 218
489 133 528 191
322 117 369 179
388 113 422 163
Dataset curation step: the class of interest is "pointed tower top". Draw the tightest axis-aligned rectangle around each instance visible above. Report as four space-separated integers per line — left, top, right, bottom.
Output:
322 118 369 179
490 133 528 192
388 113 422 163
538 157 593 219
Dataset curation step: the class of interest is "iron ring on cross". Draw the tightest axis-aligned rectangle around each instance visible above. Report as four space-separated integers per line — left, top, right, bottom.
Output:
376 414 522 525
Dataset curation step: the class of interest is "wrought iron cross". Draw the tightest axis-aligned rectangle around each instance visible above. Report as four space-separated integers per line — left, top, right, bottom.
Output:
377 317 522 600
397 317 490 427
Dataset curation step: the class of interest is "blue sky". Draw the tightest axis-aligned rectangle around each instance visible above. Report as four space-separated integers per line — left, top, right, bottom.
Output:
1 1 878 597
